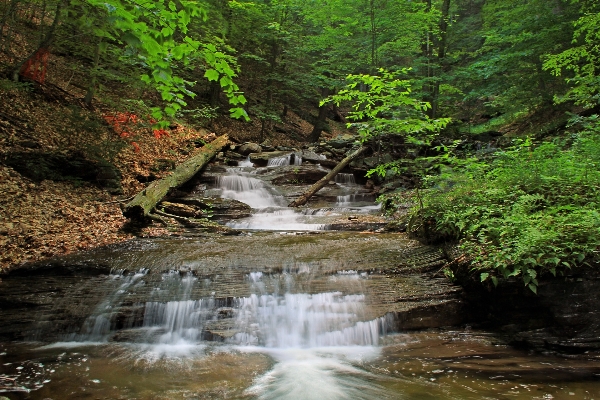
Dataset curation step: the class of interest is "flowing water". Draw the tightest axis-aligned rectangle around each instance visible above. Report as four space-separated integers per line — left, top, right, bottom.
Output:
1 161 600 399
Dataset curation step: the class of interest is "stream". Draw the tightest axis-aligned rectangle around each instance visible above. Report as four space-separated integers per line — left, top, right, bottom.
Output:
1 156 600 399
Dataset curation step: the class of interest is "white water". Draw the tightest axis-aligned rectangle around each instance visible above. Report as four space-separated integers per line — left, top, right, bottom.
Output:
238 156 254 167
335 173 356 185
141 271 391 399
267 153 302 167
218 172 286 209
32 159 390 398
231 292 388 348
217 168 329 230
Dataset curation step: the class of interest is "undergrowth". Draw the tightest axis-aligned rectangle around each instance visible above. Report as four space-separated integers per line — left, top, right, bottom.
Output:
408 115 600 292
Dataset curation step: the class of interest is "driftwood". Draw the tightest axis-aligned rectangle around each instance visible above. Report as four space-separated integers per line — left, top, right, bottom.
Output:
123 134 228 220
288 146 369 207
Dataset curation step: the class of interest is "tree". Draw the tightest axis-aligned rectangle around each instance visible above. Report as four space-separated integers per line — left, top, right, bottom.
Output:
461 0 578 115
543 1 600 108
328 68 451 176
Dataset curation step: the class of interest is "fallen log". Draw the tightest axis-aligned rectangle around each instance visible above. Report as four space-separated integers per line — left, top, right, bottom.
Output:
288 146 369 207
123 134 228 220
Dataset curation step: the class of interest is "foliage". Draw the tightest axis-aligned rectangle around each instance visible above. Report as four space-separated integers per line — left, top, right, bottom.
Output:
543 2 600 108
413 117 600 292
80 0 247 125
328 68 450 143
327 68 451 177
457 0 577 115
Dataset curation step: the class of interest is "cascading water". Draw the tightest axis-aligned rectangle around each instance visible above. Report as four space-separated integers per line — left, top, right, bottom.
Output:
215 167 329 231
3 231 599 398
66 266 394 399
213 156 383 230
266 153 302 167
334 173 356 185
6 154 592 400
217 173 286 209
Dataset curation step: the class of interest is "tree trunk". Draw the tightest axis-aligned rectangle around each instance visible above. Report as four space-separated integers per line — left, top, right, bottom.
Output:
309 87 330 142
0 0 20 53
84 38 103 107
288 146 369 207
430 0 451 119
12 0 62 82
123 134 229 220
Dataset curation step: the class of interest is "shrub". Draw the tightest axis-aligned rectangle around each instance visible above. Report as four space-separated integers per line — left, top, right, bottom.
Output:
412 116 600 292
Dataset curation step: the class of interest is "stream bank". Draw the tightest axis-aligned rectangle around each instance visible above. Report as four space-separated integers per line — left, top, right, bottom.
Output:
1 138 600 398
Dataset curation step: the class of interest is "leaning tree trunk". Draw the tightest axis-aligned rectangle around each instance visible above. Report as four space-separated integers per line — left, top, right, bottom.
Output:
123 134 229 220
288 146 369 207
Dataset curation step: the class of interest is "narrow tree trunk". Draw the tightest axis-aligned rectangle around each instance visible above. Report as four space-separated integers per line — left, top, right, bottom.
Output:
288 146 369 207
430 0 451 118
308 87 330 142
421 0 433 114
0 0 19 52
369 0 377 72
84 38 102 107
123 135 229 220
12 0 62 82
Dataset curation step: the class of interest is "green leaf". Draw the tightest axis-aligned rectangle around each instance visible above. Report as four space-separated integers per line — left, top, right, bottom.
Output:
204 69 220 82
230 107 249 121
528 284 537 294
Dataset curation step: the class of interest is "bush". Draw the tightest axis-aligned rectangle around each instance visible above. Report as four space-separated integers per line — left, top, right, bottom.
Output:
412 116 600 292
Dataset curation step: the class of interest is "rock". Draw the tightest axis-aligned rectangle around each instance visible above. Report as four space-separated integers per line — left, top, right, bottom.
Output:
299 150 327 164
224 151 245 160
327 139 351 149
249 151 293 163
454 262 600 352
4 151 122 193
237 143 262 155
260 140 275 151
270 167 328 185
362 156 379 168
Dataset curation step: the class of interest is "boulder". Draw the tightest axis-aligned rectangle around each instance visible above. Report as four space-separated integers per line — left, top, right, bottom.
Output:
298 150 327 164
249 151 293 163
237 143 262 155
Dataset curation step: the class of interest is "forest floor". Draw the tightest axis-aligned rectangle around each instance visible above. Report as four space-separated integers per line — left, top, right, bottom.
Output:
0 72 340 272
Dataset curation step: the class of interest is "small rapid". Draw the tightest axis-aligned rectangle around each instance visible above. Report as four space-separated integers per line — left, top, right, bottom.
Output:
2 154 596 400
206 157 382 231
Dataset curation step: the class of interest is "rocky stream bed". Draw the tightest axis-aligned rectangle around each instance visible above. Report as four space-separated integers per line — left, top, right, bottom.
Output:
1 140 600 399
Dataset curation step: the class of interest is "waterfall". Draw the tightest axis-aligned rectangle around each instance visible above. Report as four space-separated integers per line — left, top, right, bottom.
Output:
217 173 286 209
267 153 303 167
230 292 390 348
334 173 356 185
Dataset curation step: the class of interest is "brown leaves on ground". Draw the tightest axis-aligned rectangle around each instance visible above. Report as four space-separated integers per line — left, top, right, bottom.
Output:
0 164 131 270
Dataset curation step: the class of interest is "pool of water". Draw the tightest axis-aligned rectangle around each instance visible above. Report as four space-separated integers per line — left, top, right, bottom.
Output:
2 329 600 399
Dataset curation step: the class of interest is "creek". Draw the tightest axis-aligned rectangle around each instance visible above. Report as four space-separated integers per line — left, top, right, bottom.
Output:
1 156 599 399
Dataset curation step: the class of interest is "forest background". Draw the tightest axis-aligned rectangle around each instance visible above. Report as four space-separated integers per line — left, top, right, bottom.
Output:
0 0 599 292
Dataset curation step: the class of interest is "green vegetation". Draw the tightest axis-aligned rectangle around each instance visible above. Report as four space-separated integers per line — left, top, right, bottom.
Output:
2 0 599 291
410 119 600 292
